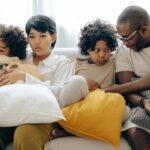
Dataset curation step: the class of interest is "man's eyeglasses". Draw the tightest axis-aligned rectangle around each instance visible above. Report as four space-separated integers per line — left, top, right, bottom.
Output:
116 25 144 42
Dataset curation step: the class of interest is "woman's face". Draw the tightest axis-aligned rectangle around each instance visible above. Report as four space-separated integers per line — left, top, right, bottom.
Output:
0 40 9 56
88 40 111 65
27 28 56 58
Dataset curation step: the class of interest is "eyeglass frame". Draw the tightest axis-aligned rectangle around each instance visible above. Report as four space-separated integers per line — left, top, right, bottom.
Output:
116 25 145 42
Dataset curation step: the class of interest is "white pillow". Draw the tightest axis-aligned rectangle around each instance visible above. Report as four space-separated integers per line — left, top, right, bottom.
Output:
0 84 65 127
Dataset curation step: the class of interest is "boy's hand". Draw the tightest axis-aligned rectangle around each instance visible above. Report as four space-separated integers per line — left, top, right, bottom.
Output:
86 78 100 91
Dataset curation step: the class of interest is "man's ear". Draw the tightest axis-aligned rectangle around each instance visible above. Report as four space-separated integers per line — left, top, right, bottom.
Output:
51 33 57 43
139 25 149 38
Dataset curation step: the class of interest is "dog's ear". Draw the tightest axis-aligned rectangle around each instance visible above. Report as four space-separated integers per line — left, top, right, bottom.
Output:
7 62 19 70
0 55 12 64
10 57 20 62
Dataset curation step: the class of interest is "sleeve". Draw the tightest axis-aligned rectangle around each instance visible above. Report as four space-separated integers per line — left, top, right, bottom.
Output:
52 61 75 86
74 59 80 74
25 73 50 85
115 45 134 73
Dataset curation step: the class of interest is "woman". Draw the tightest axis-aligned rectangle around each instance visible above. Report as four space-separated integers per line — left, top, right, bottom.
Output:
0 15 75 150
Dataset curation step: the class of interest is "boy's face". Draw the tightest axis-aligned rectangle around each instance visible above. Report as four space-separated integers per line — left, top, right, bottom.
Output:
0 39 9 56
88 40 111 66
27 28 56 57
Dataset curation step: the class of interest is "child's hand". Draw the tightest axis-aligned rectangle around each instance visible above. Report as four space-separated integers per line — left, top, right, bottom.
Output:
0 69 26 86
86 78 100 91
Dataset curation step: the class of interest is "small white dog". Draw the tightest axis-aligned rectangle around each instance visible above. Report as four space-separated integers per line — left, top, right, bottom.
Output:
0 55 42 80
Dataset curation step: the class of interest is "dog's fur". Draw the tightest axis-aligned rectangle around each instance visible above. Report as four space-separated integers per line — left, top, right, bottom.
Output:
0 55 42 80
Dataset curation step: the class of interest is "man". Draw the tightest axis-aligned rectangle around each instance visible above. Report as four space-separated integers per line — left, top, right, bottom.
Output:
108 6 150 150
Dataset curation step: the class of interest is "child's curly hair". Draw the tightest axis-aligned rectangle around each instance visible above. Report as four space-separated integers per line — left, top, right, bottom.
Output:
0 24 27 60
78 19 118 55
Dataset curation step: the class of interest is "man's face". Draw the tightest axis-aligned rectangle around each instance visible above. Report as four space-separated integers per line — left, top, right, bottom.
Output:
116 21 149 52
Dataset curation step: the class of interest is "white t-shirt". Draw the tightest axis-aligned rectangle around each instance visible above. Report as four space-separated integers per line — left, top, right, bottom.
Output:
116 45 150 133
115 45 150 77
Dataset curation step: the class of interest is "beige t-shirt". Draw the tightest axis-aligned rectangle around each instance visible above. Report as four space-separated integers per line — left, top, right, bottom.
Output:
115 45 150 77
75 55 115 90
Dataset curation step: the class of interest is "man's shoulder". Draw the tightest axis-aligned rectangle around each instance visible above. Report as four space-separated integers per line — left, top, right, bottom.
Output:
117 44 130 54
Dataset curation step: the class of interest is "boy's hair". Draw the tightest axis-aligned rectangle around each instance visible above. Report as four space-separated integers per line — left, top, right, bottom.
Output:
78 19 118 55
0 24 27 60
26 15 57 49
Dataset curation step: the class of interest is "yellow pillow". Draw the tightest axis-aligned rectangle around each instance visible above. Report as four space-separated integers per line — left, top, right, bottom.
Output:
58 89 125 148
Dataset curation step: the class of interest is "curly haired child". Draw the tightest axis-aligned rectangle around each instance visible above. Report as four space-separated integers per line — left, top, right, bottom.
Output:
0 24 28 150
51 19 131 139
75 19 117 90
0 24 27 59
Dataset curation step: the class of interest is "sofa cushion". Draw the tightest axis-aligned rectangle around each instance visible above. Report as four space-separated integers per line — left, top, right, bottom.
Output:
45 136 131 150
58 89 125 147
53 48 80 61
0 84 65 127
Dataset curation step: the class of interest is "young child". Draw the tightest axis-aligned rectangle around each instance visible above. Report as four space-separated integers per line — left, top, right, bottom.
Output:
0 24 27 59
75 19 117 91
0 15 90 150
50 19 131 139
0 24 28 150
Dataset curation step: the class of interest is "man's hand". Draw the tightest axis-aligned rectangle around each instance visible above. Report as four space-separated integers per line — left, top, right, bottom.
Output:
106 84 120 93
144 99 150 115
86 78 100 91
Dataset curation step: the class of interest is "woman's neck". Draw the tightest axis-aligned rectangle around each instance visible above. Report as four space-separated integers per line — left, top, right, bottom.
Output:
33 51 51 65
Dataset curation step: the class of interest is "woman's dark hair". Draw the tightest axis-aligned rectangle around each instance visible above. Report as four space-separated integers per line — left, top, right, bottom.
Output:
78 19 118 55
26 15 57 49
0 24 27 60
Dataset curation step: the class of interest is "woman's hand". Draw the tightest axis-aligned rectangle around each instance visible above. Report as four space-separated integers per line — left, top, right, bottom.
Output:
144 99 150 115
86 78 100 91
0 69 26 86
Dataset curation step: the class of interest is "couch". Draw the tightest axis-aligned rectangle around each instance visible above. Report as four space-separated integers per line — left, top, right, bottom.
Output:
5 48 131 150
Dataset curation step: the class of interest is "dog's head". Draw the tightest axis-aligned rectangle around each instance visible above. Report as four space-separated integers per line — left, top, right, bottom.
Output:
0 55 42 80
0 55 20 75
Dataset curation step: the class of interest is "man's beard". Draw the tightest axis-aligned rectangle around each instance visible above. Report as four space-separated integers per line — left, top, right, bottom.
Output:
136 35 150 52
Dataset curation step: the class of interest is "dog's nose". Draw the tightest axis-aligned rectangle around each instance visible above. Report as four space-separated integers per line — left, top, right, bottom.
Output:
0 64 4 70
0 64 8 70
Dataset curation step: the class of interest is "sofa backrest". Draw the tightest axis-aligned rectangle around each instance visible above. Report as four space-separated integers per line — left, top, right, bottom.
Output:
27 47 87 62
53 48 81 61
